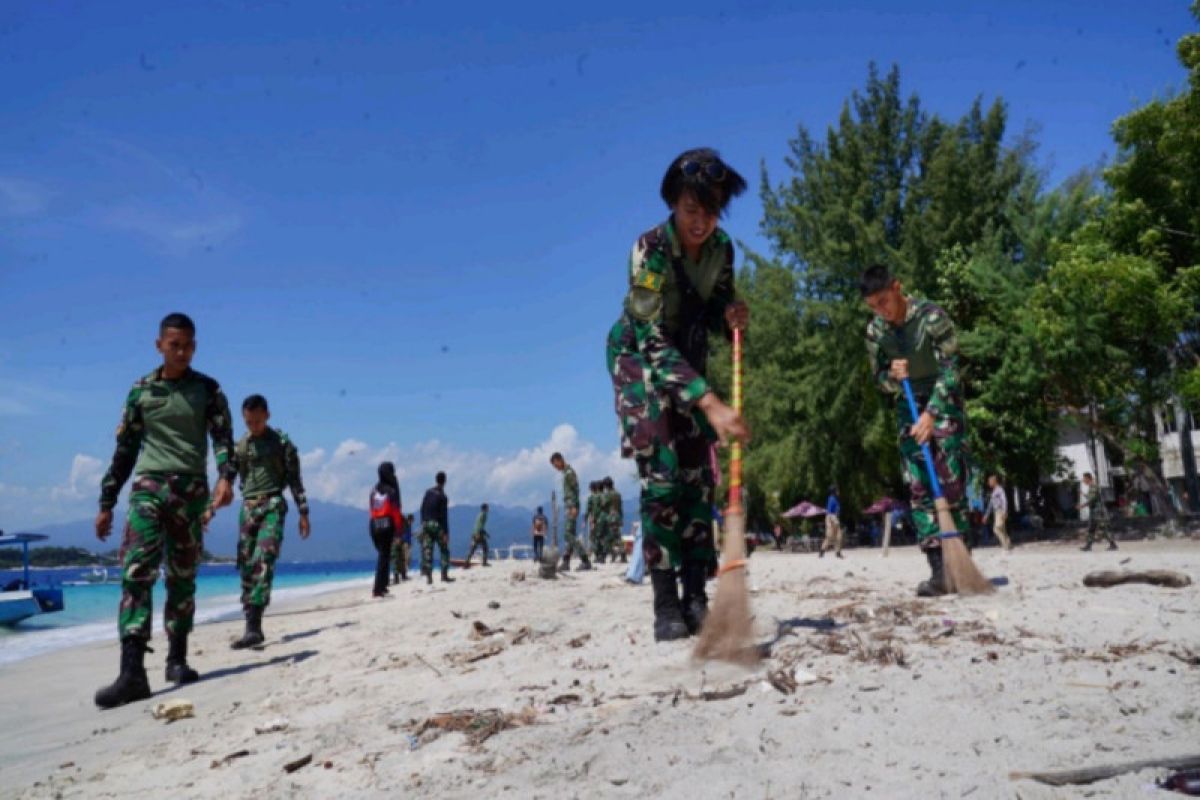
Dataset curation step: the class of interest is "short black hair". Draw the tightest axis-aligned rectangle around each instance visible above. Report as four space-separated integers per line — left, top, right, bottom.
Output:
242 394 269 413
436 471 446 485
481 503 489 511
603 477 613 489
536 506 543 514
159 312 196 335
549 452 563 464
859 265 896 297
1083 472 1093 480
660 148 747 217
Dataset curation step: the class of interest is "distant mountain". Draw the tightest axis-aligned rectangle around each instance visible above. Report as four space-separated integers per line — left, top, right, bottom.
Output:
28 497 641 562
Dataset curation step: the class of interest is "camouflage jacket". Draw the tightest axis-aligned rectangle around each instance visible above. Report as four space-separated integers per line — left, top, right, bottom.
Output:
236 428 308 514
99 367 236 510
561 464 579 508
611 218 736 412
865 296 962 420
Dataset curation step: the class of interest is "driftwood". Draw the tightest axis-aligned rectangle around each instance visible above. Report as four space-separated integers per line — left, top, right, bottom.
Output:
1083 570 1192 589
1011 753 1200 786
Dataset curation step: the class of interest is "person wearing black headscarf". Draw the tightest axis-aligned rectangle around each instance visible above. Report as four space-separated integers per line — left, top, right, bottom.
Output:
368 462 402 597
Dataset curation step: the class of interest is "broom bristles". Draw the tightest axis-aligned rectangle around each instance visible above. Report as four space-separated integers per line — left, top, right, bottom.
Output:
693 510 759 665
934 498 994 595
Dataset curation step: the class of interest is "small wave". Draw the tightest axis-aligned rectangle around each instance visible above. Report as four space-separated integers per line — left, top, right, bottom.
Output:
0 576 370 668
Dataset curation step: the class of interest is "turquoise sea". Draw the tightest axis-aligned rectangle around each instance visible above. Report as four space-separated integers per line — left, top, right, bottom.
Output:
0 560 387 667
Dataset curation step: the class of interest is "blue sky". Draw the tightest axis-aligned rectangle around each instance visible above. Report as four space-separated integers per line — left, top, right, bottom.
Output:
0 0 1192 526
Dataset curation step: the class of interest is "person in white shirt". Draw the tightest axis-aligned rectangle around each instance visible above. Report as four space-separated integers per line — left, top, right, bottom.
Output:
986 474 1012 551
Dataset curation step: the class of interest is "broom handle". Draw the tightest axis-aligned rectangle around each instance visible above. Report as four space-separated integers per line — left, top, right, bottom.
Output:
901 378 944 501
729 327 743 514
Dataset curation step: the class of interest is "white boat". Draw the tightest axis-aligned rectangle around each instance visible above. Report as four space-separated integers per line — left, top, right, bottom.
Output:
0 532 65 625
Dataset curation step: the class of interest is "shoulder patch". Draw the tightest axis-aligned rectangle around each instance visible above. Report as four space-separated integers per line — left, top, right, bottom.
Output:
634 270 664 292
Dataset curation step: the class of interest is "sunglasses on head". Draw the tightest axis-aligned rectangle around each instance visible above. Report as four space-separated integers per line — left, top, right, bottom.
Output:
680 158 727 182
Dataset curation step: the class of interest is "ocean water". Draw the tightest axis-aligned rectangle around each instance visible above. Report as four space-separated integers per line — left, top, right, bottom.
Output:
0 560 388 667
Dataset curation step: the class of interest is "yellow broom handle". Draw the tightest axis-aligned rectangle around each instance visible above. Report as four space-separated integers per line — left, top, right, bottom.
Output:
729 327 743 513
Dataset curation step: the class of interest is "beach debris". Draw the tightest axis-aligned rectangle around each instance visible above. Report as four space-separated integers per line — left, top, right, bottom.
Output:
254 718 289 735
697 683 749 701
151 699 194 722
447 640 506 666
415 653 443 677
1158 769 1200 794
1083 570 1191 589
549 693 582 705
408 707 539 746
1010 753 1200 786
471 621 501 639
488 601 501 609
568 633 591 648
1171 647 1200 667
450 610 465 619
283 754 313 774
210 750 250 769
511 626 532 645
510 571 526 583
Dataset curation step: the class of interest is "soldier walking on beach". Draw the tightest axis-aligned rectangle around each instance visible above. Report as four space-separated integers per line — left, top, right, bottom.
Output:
606 477 627 563
419 472 455 584
465 503 491 567
551 453 592 571
1079 472 1118 551
94 312 237 709
593 481 612 564
393 513 414 584
229 394 311 649
862 265 970 596
606 148 751 640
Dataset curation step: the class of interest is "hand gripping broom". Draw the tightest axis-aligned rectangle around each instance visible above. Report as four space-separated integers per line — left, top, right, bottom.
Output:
901 379 993 595
694 327 759 663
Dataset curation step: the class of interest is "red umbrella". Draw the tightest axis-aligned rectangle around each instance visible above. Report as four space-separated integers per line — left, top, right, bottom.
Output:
782 501 826 519
861 497 905 515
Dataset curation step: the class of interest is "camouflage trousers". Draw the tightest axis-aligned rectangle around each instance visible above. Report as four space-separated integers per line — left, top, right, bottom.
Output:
591 515 610 558
466 530 489 562
118 473 208 641
897 402 970 545
1085 513 1115 546
419 521 450 573
563 507 585 558
237 494 287 609
634 409 715 571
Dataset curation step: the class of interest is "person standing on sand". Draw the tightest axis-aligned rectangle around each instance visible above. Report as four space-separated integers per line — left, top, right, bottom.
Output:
465 503 491 567
862 264 970 597
228 394 311 649
986 474 1012 551
93 312 237 709
606 477 627 563
419 472 455 584
368 462 402 598
531 506 548 561
593 480 612 564
819 485 844 559
605 148 751 641
550 453 592 572
585 481 601 561
1079 472 1118 551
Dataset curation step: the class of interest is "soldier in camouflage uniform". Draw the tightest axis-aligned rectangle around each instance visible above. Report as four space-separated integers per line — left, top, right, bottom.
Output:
93 312 237 709
465 503 491 566
593 481 612 563
419 472 455 584
585 481 601 561
228 394 310 649
393 513 414 584
1078 472 1117 551
605 148 750 641
550 453 592 571
861 265 968 597
606 477 627 563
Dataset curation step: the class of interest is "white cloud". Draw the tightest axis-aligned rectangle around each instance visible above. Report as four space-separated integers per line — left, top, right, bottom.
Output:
0 453 106 527
302 424 636 510
101 206 242 256
0 176 53 216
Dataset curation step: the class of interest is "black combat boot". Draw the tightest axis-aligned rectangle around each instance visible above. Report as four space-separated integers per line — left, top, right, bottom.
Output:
165 632 200 684
424 568 433 585
95 637 152 709
596 551 607 565
231 606 264 650
916 547 948 597
560 553 571 573
679 561 710 636
650 569 690 642
441 565 455 583
577 554 594 571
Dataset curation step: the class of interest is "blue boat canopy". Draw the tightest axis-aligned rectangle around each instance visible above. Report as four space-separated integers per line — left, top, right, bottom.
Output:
0 533 49 547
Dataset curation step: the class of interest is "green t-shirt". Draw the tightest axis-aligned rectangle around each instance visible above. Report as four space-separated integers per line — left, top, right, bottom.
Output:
236 427 309 514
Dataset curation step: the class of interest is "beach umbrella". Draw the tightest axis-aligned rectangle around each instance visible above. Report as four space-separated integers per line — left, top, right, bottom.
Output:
782 501 826 519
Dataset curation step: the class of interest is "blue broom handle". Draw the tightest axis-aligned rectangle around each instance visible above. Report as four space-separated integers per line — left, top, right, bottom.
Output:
901 378 945 501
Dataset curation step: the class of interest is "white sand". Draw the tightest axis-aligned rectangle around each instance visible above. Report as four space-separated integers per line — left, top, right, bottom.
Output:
3 539 1198 799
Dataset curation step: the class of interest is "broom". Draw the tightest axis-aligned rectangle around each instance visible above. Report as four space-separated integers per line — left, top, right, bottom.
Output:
901 379 993 595
694 327 758 664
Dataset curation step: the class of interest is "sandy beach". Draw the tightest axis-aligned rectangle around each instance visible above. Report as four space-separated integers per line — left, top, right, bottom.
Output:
3 538 1198 799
